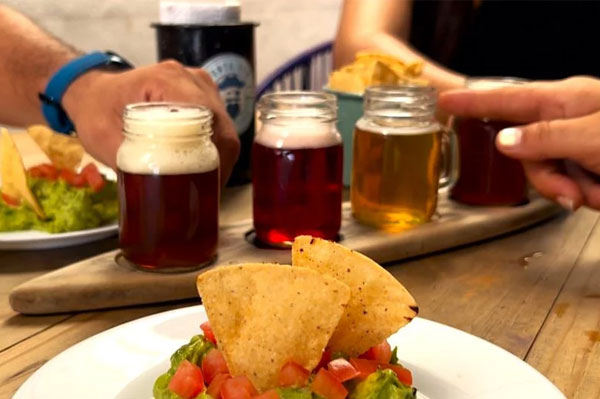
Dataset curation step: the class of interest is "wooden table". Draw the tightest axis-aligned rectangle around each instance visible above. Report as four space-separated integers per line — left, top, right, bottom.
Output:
1 180 600 398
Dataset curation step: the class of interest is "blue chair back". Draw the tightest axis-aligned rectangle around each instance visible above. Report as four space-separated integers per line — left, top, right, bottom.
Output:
256 41 333 98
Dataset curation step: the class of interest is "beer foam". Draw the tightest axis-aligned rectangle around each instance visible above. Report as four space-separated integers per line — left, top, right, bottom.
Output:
118 104 218 175
256 120 341 149
356 118 440 136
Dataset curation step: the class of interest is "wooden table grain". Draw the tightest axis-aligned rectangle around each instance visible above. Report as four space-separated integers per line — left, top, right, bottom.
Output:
1 134 599 398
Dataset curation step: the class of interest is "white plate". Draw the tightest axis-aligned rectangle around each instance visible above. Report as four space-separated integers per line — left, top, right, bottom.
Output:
0 157 118 250
0 223 118 250
14 305 565 399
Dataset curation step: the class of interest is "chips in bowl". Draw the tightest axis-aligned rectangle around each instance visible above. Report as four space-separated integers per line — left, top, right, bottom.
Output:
328 51 427 94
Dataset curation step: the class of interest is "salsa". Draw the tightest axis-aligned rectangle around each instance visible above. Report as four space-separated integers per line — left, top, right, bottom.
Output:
153 324 417 399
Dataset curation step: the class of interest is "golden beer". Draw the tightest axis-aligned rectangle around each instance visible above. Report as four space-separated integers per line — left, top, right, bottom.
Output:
351 121 441 229
350 85 452 231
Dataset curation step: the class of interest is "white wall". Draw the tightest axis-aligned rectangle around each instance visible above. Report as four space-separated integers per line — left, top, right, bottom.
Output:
4 0 343 83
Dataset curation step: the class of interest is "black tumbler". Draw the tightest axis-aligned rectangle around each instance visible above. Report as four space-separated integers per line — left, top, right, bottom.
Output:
153 23 257 185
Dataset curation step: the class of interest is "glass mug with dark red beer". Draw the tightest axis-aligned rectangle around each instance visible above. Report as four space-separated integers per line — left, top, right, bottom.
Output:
252 92 343 246
450 78 528 206
117 103 219 271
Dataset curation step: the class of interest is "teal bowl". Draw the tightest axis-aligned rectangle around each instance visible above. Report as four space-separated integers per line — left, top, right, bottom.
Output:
325 88 364 186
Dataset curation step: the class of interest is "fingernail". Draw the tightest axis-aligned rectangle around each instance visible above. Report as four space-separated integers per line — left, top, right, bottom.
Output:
557 196 575 211
497 128 522 147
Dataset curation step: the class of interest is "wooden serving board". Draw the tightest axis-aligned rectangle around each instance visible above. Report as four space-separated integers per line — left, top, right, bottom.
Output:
9 192 563 315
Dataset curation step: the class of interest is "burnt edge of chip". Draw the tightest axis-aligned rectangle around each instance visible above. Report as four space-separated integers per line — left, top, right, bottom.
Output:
409 305 419 314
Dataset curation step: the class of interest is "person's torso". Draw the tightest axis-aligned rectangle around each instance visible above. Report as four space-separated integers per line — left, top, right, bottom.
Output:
409 0 600 79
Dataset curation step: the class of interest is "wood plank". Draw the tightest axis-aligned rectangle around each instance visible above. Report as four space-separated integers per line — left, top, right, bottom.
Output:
0 301 195 399
386 208 599 360
9 194 562 314
525 219 600 399
0 238 118 352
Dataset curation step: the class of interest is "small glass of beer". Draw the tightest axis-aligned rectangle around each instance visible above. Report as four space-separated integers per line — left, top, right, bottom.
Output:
450 77 528 206
252 92 343 246
351 85 457 230
117 103 219 272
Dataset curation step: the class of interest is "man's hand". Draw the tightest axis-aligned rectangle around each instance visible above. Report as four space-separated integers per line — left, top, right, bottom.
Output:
62 60 240 184
439 77 600 211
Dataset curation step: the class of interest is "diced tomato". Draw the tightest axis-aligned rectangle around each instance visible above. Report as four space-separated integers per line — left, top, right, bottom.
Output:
314 349 332 372
202 349 229 384
359 340 392 364
81 163 105 192
327 358 360 382
278 361 310 387
221 375 257 399
58 169 86 187
1 192 20 207
207 373 230 399
253 389 280 399
310 368 348 399
168 360 205 398
381 364 413 386
29 163 57 180
349 358 378 379
200 321 217 346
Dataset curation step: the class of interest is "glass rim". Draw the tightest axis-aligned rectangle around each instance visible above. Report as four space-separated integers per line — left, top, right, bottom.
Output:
123 102 213 138
365 84 437 99
257 91 337 121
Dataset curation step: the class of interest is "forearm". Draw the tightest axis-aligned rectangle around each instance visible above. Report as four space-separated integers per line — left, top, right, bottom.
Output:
0 5 79 126
333 0 465 92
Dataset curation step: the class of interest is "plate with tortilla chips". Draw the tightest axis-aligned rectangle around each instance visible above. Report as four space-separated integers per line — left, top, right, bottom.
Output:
14 237 564 399
0 126 118 250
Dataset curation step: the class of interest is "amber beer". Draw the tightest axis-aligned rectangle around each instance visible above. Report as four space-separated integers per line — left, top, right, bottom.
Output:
117 103 219 271
252 92 343 246
450 78 528 206
352 122 442 228
351 86 454 230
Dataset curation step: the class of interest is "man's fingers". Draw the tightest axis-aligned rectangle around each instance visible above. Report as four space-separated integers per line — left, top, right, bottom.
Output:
522 160 584 211
564 161 600 210
495 111 600 173
439 77 600 123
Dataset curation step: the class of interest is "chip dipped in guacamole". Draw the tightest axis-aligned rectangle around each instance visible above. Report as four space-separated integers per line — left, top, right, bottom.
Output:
0 129 118 234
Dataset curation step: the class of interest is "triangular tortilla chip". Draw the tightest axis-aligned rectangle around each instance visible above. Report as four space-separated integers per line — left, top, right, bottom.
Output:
1 129 45 218
196 263 350 392
27 125 84 171
292 236 418 357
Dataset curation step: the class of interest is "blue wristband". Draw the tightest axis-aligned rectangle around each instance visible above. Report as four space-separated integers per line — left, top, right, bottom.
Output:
39 51 133 134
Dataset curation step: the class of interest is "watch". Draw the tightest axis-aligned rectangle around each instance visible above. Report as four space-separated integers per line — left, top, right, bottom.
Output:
39 51 133 134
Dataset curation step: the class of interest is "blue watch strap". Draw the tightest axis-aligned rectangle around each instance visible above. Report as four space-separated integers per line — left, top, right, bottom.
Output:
40 51 132 134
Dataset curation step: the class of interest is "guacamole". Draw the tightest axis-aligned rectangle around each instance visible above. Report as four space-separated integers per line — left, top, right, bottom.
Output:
153 335 215 399
0 177 118 233
350 370 416 399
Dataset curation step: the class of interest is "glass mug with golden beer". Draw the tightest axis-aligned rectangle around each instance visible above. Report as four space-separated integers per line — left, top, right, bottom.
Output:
450 77 528 206
351 86 457 230
252 92 343 246
117 103 219 272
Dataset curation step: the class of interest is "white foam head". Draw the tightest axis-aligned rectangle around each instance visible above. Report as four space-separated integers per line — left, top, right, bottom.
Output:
257 119 341 149
356 117 440 136
159 0 241 24
117 103 219 175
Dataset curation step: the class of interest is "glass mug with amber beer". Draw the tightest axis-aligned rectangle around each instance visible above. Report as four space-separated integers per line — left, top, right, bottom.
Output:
252 92 343 246
351 86 457 230
450 77 528 206
117 103 219 271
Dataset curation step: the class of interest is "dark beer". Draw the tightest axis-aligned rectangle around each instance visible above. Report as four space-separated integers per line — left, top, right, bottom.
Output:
450 78 527 206
118 169 219 270
252 142 343 244
450 118 527 205
252 92 343 246
117 103 219 271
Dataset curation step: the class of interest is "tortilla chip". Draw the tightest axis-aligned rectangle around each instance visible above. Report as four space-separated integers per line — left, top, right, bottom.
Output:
1 129 45 218
292 236 418 357
27 125 84 171
196 263 350 392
